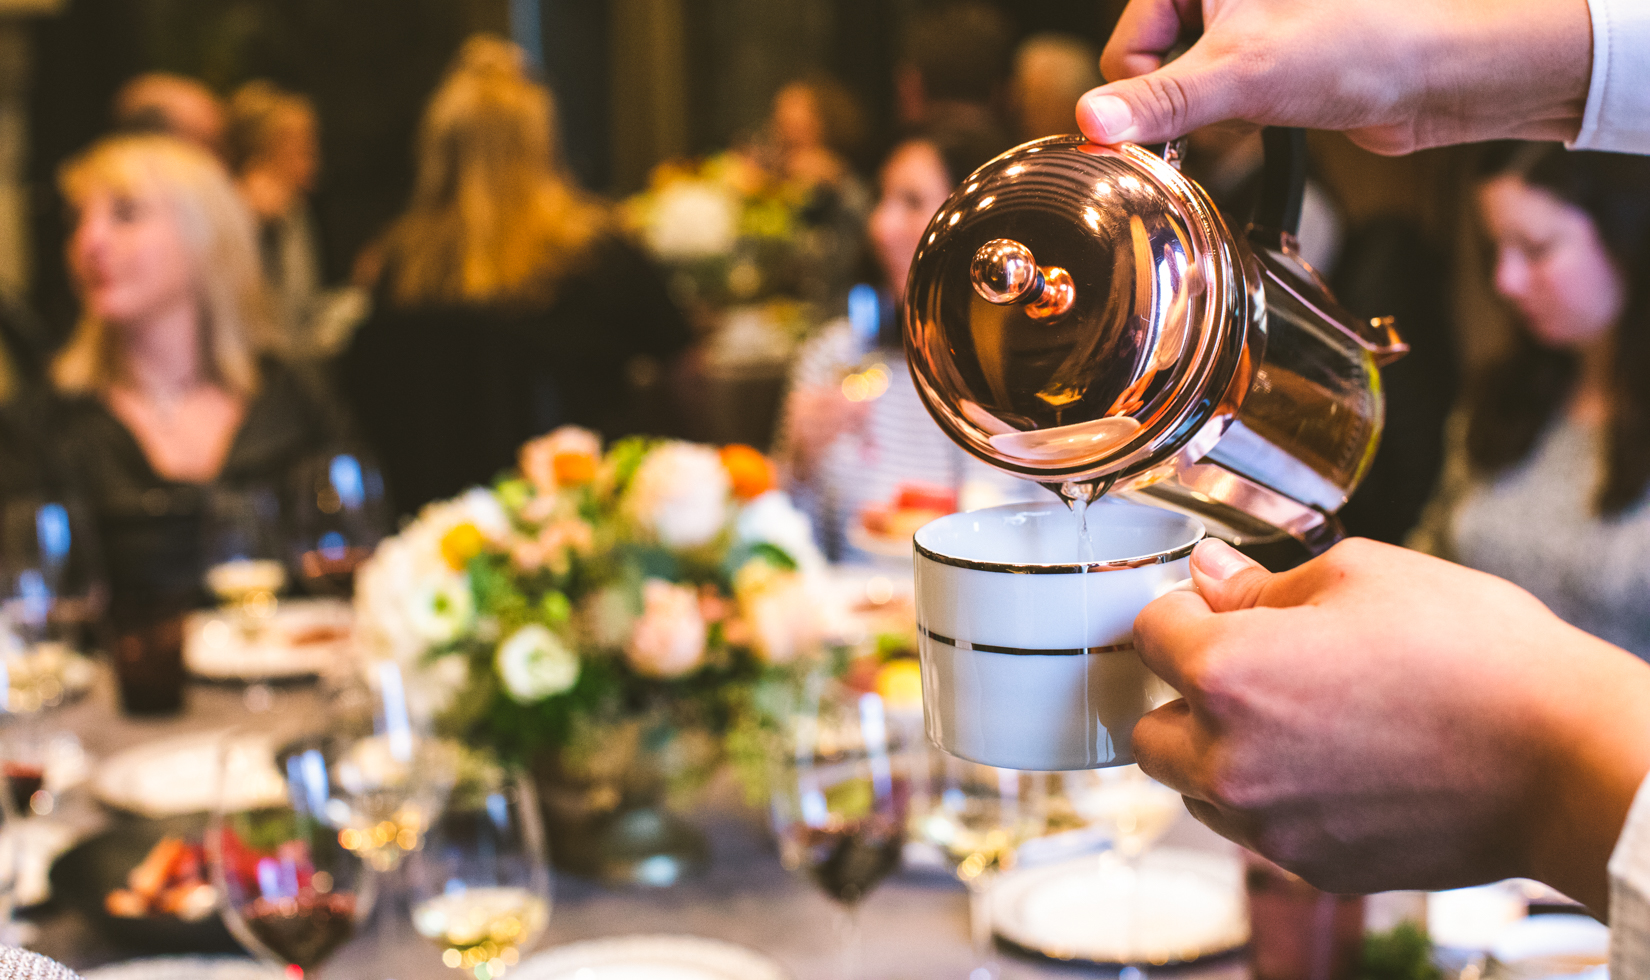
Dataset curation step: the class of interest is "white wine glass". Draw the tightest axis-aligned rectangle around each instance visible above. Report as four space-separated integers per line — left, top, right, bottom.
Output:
408 760 551 978
907 750 1061 980
1067 764 1185 977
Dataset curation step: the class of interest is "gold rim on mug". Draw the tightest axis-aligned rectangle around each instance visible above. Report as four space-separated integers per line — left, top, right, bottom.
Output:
912 530 1204 576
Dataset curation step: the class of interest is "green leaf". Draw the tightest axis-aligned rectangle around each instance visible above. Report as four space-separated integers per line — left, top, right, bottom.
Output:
1359 923 1441 980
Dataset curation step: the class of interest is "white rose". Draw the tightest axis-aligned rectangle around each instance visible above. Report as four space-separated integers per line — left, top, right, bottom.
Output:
646 182 737 260
626 579 707 678
735 490 824 573
407 574 475 645
623 443 731 549
496 624 580 702
355 536 450 661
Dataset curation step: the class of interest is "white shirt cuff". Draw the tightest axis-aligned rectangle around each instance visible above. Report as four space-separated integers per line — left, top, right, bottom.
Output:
1571 0 1650 154
1609 772 1650 978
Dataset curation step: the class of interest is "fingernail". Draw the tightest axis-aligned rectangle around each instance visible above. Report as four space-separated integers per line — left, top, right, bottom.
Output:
1080 94 1136 142
1193 539 1256 581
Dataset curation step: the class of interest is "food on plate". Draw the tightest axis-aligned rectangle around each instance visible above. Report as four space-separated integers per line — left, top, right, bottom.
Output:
858 482 958 540
105 837 217 920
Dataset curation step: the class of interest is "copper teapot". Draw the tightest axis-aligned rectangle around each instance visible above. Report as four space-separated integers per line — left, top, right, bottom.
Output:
904 128 1407 549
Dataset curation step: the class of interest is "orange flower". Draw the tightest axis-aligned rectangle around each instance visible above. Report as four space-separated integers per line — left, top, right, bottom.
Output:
439 522 486 571
552 451 597 486
720 444 775 501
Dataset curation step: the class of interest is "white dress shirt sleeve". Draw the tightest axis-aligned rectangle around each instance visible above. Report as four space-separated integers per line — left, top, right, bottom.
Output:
1571 0 1650 153
1610 773 1650 979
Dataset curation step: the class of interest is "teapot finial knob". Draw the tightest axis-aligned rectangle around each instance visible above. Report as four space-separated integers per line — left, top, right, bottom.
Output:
970 238 1075 321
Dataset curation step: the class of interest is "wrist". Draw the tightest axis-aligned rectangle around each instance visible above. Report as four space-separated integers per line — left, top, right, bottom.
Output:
1413 0 1591 144
1523 629 1650 915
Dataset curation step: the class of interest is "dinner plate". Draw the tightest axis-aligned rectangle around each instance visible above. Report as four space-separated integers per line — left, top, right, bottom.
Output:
84 958 278 980
992 847 1248 966
184 598 354 681
49 817 242 956
1486 915 1609 980
516 935 791 980
93 731 284 818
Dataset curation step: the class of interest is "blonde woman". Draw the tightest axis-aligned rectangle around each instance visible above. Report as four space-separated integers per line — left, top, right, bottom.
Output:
340 34 690 516
45 134 345 601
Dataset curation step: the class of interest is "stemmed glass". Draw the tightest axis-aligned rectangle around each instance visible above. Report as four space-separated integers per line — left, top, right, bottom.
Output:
289 453 387 598
209 734 375 976
907 750 1061 980
1067 765 1185 976
408 759 551 977
0 495 104 662
770 676 910 980
202 486 287 636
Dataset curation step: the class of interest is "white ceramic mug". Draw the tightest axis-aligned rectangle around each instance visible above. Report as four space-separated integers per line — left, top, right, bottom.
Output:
913 499 1203 770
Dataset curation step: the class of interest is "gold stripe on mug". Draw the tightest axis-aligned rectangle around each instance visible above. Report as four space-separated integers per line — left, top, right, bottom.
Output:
918 624 1136 657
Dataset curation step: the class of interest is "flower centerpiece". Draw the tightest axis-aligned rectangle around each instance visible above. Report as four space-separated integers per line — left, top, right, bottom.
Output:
353 427 835 882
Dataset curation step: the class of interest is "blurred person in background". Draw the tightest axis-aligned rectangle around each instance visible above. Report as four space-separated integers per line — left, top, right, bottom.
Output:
1410 144 1650 659
1009 33 1101 142
894 3 1014 132
766 75 872 314
775 117 1041 561
339 35 691 518
35 134 346 605
112 73 226 160
226 81 325 357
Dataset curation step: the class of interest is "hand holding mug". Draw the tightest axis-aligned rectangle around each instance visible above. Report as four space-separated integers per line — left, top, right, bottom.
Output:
1131 537 1650 914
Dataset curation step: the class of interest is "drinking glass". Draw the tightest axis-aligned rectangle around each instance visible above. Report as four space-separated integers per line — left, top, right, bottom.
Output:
1067 765 1185 978
210 735 375 975
0 495 104 659
770 676 910 980
325 659 457 873
408 761 551 978
202 486 287 635
289 453 387 598
907 750 1061 980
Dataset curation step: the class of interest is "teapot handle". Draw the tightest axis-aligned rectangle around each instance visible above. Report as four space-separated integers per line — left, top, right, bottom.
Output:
1255 126 1307 241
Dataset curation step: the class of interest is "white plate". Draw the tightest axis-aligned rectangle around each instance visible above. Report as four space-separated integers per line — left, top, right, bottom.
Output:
992 847 1248 965
844 523 916 560
1487 915 1609 980
517 935 790 980
92 731 285 818
185 598 354 681
84 957 282 980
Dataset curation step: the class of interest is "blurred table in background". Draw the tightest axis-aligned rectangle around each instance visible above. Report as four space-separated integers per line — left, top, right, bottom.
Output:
26 671 1248 980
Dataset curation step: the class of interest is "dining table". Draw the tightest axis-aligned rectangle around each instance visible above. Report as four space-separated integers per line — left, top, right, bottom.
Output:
22 667 1251 980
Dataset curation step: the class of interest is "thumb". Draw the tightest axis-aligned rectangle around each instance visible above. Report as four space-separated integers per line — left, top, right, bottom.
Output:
1076 51 1236 145
1189 539 1272 613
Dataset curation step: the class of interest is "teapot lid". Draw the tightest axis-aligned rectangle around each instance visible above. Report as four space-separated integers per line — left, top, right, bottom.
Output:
905 135 1260 487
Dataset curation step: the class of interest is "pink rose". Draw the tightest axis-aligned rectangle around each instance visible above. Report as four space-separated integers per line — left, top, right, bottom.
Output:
625 579 707 678
519 427 602 496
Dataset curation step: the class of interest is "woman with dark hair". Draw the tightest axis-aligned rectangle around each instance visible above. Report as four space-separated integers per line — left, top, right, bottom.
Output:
1412 143 1650 658
774 117 1038 561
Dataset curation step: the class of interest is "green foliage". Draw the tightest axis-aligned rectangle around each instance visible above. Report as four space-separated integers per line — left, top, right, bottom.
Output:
1360 923 1442 980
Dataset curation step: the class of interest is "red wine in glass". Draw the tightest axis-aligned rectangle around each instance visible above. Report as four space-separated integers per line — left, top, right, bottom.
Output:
3 762 43 815
793 811 906 904
242 892 359 969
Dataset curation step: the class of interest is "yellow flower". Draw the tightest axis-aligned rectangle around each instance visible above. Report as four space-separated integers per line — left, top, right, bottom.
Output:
439 522 485 571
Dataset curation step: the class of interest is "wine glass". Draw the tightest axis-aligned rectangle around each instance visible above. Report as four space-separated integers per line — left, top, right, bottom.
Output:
325 659 457 873
907 750 1062 980
202 486 287 633
0 495 104 663
289 453 387 598
209 734 375 975
770 676 910 980
1066 765 1185 976
408 759 551 977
